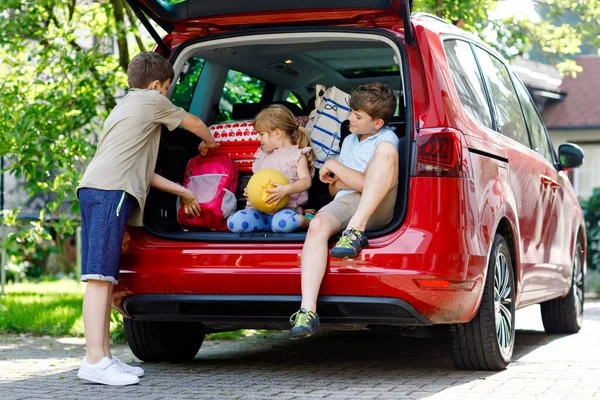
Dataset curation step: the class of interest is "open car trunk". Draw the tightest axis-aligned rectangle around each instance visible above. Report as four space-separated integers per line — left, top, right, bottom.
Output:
143 29 412 242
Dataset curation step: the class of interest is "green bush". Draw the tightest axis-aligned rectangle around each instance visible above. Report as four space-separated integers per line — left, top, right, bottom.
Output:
1 213 77 281
580 187 600 270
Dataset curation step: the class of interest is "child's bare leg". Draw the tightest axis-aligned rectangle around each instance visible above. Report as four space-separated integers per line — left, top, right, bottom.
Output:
83 280 112 363
347 142 398 231
297 214 312 230
300 213 340 312
103 284 114 359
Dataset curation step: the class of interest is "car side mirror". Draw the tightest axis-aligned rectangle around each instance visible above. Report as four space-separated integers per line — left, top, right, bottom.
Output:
558 143 584 170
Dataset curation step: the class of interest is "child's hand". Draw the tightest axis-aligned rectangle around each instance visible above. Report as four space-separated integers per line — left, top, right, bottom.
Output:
265 183 289 205
319 165 338 184
198 140 220 156
180 188 201 217
243 187 248 200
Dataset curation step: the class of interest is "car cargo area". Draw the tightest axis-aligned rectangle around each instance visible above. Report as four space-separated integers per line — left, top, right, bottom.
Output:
143 31 411 242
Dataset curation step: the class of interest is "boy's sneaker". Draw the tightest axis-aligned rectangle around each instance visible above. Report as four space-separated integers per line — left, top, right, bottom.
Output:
113 356 144 377
289 308 320 340
330 228 368 258
77 357 139 386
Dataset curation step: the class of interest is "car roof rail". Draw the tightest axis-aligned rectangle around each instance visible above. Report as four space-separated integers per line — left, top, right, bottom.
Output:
411 12 452 26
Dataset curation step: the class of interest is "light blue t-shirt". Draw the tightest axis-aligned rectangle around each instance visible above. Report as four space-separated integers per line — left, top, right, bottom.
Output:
335 127 399 199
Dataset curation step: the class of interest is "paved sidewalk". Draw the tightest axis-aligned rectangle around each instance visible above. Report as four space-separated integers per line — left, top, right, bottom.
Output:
1 302 600 399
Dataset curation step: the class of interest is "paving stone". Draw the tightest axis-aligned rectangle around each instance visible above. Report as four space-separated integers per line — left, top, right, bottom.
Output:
1 302 600 399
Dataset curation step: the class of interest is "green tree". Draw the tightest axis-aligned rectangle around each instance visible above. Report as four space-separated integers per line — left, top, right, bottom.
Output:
580 189 600 271
0 0 150 262
414 0 600 76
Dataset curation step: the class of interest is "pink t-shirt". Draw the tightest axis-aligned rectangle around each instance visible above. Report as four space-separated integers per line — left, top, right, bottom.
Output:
251 145 314 210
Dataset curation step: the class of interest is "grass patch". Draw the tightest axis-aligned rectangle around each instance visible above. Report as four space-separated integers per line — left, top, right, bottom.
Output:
1 280 272 342
0 279 123 341
206 329 270 341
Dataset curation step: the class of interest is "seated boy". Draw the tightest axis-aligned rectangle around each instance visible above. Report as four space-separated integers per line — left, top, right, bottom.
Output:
289 82 399 339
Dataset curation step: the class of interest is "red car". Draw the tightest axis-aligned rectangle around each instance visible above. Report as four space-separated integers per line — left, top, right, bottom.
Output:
117 0 586 370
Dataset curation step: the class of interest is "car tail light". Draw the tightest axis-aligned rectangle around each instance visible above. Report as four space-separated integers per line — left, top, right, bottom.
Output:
416 128 470 178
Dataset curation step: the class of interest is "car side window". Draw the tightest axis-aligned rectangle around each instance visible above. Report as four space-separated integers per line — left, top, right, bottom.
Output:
473 47 529 147
443 40 493 129
217 70 266 122
171 57 206 111
512 74 554 163
285 92 303 109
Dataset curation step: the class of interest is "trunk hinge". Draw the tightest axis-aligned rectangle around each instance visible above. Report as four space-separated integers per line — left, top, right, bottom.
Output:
125 0 172 57
401 0 415 46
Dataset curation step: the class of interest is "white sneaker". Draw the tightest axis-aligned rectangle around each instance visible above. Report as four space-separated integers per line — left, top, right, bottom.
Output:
77 357 140 386
113 356 144 377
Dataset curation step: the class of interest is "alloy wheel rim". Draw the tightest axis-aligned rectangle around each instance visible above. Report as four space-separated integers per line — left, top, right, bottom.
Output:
573 244 584 326
494 253 513 357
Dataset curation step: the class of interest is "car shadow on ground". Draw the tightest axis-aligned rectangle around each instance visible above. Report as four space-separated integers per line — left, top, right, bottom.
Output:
196 327 564 369
186 327 569 396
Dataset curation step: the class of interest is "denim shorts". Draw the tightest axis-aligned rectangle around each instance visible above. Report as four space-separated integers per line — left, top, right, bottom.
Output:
79 188 135 285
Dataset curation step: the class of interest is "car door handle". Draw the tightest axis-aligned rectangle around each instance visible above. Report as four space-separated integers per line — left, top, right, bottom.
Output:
541 175 560 190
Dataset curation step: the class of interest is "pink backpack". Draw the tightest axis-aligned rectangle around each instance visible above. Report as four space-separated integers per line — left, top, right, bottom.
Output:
178 154 238 231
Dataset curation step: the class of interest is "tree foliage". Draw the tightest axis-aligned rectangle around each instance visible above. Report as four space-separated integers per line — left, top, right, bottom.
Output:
0 0 150 240
414 0 600 76
580 189 600 270
0 0 599 254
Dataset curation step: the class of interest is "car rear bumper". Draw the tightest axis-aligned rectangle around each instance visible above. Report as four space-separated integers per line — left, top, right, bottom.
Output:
114 262 485 326
122 294 433 330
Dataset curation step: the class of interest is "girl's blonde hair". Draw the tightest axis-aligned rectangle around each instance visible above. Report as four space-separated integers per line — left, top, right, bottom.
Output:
254 104 316 168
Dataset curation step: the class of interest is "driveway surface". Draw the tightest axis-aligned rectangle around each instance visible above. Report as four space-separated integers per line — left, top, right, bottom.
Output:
1 302 599 399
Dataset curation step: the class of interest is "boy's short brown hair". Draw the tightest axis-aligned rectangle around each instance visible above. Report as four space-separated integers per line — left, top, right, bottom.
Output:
348 82 397 124
127 52 175 89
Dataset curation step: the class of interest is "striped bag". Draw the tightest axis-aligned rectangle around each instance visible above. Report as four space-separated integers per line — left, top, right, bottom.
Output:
305 85 351 168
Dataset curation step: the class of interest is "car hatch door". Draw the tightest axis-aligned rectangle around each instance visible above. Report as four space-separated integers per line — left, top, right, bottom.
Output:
126 0 414 56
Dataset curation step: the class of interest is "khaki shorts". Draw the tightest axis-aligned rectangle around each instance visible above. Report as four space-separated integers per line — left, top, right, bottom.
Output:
317 185 397 232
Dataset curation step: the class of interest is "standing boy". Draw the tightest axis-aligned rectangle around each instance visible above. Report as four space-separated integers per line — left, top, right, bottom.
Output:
289 82 399 339
76 52 218 385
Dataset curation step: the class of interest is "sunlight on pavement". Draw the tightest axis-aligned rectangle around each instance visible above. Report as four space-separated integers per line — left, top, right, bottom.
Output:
428 302 600 399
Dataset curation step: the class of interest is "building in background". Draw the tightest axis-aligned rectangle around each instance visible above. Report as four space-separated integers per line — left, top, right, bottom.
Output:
511 57 565 111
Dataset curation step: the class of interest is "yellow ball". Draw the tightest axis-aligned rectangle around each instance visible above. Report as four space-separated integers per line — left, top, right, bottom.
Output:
247 169 290 213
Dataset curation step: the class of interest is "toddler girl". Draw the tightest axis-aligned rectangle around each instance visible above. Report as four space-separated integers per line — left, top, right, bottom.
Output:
228 104 315 233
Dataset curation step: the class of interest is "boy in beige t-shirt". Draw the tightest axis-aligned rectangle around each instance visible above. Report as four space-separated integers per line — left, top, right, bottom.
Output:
76 52 218 385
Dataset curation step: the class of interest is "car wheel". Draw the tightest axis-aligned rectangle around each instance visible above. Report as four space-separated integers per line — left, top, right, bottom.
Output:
124 318 205 363
449 234 515 370
540 240 584 334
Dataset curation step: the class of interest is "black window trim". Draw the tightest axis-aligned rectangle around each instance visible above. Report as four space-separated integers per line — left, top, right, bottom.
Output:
468 41 498 132
502 62 534 150
510 71 557 166
440 36 497 132
471 44 532 149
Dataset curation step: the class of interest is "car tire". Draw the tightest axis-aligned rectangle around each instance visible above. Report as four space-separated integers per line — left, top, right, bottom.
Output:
124 318 205 363
449 234 515 370
540 240 584 334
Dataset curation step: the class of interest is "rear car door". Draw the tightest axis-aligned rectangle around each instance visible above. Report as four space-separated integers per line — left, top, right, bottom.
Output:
473 46 555 302
512 75 571 295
